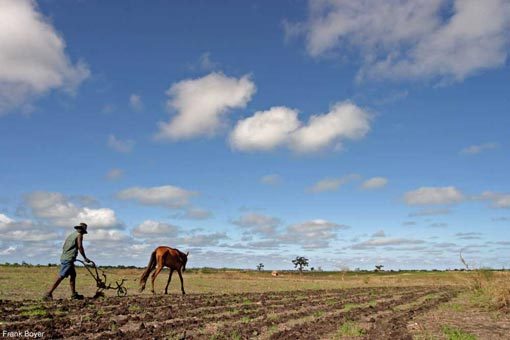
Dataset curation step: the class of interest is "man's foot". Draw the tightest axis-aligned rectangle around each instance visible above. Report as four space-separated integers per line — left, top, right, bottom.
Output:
71 292 84 300
42 293 52 301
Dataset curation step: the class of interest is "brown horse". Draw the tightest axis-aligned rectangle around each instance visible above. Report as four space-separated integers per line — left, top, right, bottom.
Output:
139 246 188 295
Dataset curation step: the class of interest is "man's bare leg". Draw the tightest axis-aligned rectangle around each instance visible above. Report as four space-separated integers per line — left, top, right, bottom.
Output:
70 273 76 295
45 275 64 298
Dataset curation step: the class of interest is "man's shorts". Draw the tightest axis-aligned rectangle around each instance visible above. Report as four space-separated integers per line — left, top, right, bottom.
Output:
59 260 76 278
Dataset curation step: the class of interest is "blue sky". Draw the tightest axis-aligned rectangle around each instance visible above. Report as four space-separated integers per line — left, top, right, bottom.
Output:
0 0 509 270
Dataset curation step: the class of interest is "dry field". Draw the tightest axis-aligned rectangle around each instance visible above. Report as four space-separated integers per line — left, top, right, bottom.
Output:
1 266 509 339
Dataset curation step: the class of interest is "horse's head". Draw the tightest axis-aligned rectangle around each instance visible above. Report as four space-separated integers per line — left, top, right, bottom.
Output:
182 251 189 271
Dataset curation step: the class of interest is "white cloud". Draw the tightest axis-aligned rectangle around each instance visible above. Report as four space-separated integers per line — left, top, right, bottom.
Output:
129 94 143 111
260 174 282 186
132 220 179 238
76 208 119 229
156 72 256 140
0 213 14 225
351 237 425 249
480 191 510 208
0 213 59 242
117 185 197 208
106 168 123 181
178 232 228 247
309 174 360 193
280 219 349 248
289 101 371 153
24 191 122 229
230 107 301 151
0 0 89 113
460 142 499 155
0 246 16 255
86 229 130 242
183 208 212 220
232 213 281 235
107 134 134 153
361 177 388 190
230 101 371 153
404 186 464 205
288 0 510 82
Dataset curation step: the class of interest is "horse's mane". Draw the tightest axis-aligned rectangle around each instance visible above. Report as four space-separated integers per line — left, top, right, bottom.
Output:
167 246 187 260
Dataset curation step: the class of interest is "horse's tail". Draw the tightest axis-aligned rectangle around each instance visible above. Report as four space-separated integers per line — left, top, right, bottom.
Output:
139 250 157 292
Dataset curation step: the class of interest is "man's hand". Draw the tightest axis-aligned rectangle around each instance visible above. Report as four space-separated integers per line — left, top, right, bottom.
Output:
85 258 92 264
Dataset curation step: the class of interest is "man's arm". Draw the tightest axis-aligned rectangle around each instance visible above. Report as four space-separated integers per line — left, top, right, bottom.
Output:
77 234 91 263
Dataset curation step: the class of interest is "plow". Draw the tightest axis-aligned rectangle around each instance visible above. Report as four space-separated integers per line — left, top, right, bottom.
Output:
76 259 128 298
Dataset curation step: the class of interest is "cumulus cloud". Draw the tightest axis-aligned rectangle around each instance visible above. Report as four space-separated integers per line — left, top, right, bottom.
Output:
460 142 499 155
480 191 510 208
117 185 197 208
230 101 371 153
132 220 179 238
280 219 349 249
287 0 510 82
156 72 256 140
24 191 122 229
0 213 59 241
232 212 281 236
129 94 143 111
0 0 89 113
404 186 464 205
107 134 135 153
309 174 360 193
290 101 371 152
361 177 388 190
230 107 301 151
260 174 282 186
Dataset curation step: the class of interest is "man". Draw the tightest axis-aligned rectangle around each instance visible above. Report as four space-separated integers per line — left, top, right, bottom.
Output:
43 222 92 300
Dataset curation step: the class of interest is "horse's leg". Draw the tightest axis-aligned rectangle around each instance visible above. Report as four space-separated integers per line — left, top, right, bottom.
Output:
177 269 185 295
164 269 174 295
151 265 163 294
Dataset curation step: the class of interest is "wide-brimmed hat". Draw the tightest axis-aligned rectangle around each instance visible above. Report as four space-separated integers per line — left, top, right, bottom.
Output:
74 222 88 234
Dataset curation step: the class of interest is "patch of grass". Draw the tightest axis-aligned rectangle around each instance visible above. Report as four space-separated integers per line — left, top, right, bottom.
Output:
19 306 47 317
128 305 141 312
337 320 365 337
266 312 278 321
242 298 252 305
442 302 463 312
342 303 357 312
442 325 477 340
230 331 242 340
240 316 251 323
313 310 324 318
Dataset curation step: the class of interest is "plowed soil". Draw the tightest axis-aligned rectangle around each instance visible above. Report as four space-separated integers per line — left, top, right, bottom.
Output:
0 286 459 339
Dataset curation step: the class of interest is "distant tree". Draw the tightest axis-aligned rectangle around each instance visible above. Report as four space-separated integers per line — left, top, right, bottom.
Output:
256 263 264 271
292 256 309 273
310 267 314 271
375 265 384 272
